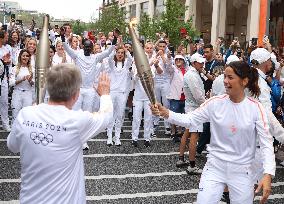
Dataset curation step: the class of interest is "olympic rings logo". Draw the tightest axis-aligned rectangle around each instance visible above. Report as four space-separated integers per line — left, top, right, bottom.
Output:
30 132 53 146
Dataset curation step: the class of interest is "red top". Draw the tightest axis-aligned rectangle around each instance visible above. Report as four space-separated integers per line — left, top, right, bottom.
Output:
180 66 186 101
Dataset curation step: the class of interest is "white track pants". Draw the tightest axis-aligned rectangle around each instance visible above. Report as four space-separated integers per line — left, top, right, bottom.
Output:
251 147 263 184
153 82 170 129
132 99 152 142
0 84 9 128
11 89 33 122
73 88 97 112
107 92 127 142
197 157 254 204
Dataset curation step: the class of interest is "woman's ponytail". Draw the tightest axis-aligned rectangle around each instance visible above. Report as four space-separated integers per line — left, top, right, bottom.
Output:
247 67 260 98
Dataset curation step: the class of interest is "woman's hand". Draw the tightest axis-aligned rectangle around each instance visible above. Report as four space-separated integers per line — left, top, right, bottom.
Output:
150 103 169 119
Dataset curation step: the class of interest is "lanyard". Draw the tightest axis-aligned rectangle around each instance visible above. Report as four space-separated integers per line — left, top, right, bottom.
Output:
208 60 215 71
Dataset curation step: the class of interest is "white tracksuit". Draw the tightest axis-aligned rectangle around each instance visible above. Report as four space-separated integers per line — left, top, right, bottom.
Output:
63 42 115 112
183 66 205 131
105 51 132 144
153 55 173 129
0 45 14 129
11 66 34 122
167 95 275 203
131 65 155 142
52 52 72 65
211 74 225 97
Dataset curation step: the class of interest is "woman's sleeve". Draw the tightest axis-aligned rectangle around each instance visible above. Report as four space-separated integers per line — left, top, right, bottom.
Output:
167 99 211 128
255 102 276 176
63 42 78 60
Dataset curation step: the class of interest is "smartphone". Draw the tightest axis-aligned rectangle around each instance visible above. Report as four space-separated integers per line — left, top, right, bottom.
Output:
169 45 175 57
83 31 88 39
251 38 258 46
263 35 269 43
1 25 7 32
11 14 15 22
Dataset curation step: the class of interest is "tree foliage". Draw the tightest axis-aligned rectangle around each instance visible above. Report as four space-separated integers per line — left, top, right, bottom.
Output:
93 3 127 35
138 13 158 42
158 0 199 47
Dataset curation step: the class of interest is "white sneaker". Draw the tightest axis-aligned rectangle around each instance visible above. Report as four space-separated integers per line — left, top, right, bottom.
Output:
107 139 113 146
82 143 89 150
186 166 203 175
280 161 284 167
176 159 189 168
115 140 121 146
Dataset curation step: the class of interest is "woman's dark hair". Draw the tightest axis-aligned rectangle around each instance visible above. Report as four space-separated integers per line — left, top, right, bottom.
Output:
50 45 56 53
227 61 260 98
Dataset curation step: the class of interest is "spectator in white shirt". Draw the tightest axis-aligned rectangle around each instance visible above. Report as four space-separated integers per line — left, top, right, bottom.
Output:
11 49 34 122
7 64 113 204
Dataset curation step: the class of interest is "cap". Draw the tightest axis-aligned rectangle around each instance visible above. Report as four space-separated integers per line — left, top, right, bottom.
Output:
250 48 271 64
174 55 185 61
190 53 206 63
226 55 240 65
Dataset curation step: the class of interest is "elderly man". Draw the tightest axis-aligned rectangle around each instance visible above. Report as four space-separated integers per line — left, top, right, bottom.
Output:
7 64 113 204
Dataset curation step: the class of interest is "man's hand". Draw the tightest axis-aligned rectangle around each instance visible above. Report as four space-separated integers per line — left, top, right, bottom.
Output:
255 174 272 204
95 72 110 96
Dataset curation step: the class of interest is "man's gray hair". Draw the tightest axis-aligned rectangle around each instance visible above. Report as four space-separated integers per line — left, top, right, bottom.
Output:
46 63 82 102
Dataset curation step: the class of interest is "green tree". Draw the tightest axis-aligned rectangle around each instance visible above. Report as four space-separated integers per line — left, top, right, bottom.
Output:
71 20 89 35
138 13 158 42
157 0 199 47
93 3 127 35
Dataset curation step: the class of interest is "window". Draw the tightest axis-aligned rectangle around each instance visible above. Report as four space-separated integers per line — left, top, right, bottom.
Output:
130 4 136 18
141 2 149 15
121 7 127 19
155 0 164 16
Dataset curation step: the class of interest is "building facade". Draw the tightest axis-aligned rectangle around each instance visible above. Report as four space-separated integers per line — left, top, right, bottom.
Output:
105 0 283 48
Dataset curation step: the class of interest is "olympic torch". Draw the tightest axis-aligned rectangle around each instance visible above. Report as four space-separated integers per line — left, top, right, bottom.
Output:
128 19 157 105
35 14 50 104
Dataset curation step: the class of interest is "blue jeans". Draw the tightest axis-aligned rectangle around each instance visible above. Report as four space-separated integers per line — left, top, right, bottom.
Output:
169 99 185 114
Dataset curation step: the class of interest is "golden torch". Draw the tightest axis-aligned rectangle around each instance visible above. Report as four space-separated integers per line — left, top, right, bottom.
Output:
35 14 50 104
128 19 157 104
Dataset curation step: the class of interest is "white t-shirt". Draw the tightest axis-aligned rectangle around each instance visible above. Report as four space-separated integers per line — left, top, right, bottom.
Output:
52 52 72 65
211 74 225 96
7 95 113 204
167 95 275 176
13 66 34 91
106 52 133 93
63 42 115 88
0 45 15 86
